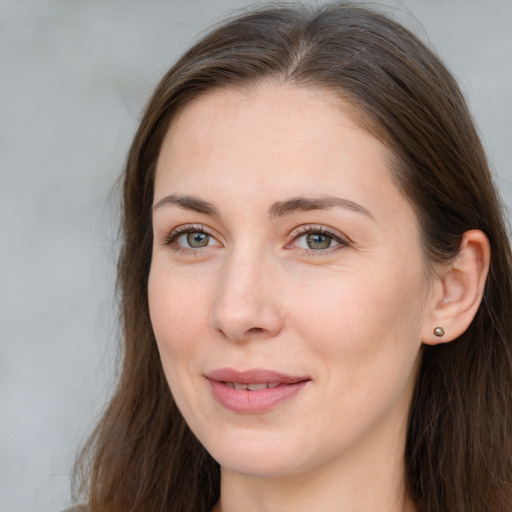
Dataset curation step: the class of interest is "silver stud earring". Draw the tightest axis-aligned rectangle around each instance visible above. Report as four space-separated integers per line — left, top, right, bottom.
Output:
433 326 445 337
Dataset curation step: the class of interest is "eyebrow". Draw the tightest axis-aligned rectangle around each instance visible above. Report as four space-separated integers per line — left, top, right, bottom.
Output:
269 196 374 219
153 193 373 219
153 194 218 215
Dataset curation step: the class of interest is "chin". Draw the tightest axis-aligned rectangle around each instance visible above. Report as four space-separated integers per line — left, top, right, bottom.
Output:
197 426 316 478
214 451 306 479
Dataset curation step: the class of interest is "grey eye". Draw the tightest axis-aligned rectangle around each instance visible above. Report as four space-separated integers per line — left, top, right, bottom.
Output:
174 230 220 249
295 232 340 250
186 232 210 248
306 233 333 249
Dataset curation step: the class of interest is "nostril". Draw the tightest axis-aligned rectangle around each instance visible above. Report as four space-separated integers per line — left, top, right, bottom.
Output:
210 297 285 341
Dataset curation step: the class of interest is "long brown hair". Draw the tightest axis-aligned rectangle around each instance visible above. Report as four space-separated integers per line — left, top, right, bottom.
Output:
74 3 512 511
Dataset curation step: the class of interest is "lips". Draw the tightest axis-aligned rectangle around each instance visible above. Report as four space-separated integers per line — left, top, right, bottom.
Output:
206 368 310 413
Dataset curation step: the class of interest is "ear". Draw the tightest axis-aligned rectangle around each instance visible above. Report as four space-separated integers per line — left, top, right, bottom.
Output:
422 230 490 345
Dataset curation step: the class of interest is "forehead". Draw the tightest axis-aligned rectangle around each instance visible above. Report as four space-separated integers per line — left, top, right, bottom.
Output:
155 83 393 194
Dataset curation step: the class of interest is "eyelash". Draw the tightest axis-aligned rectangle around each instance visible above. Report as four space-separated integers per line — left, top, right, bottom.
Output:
163 224 218 254
289 225 350 256
163 224 350 255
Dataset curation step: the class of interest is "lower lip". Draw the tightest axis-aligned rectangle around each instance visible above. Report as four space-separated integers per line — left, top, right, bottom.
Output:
208 380 309 413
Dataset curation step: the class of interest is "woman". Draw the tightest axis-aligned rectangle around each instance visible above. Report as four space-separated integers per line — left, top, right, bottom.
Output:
73 2 512 511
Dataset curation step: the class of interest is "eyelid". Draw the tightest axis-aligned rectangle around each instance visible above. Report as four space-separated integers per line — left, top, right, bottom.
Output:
163 224 221 247
161 223 350 254
287 224 351 251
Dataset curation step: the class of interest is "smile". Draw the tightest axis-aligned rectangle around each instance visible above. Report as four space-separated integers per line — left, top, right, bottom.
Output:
224 382 280 390
206 368 310 413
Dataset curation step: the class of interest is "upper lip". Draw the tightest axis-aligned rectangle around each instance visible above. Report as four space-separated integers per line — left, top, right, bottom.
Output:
206 367 310 385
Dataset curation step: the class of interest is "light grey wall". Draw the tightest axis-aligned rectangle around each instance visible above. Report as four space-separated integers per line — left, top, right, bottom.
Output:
1 1 511 510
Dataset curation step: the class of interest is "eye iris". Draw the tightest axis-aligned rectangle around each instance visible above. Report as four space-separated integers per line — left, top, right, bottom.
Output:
306 233 331 249
187 232 209 247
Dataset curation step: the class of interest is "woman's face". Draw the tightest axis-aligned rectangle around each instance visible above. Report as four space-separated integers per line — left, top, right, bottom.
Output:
149 84 435 478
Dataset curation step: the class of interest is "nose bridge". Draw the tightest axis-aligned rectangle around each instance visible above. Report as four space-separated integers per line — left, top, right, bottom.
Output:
210 243 284 341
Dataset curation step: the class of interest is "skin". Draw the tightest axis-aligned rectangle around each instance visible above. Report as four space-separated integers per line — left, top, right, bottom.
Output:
148 83 444 512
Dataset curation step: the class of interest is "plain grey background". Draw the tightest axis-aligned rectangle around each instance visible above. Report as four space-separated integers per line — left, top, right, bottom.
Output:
1 0 511 511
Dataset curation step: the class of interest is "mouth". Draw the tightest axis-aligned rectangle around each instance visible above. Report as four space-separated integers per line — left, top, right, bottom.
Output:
224 382 281 390
206 368 310 413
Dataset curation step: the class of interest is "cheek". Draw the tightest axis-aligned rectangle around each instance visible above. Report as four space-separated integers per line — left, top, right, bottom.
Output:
148 266 212 364
148 266 216 420
290 263 426 385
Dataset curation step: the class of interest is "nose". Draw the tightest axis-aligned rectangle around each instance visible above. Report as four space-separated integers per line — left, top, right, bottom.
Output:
210 249 285 342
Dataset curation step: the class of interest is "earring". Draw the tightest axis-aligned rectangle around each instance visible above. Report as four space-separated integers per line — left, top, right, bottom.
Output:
433 326 445 337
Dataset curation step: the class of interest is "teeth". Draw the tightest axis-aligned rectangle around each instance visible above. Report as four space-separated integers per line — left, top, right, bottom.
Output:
247 383 268 391
225 382 282 390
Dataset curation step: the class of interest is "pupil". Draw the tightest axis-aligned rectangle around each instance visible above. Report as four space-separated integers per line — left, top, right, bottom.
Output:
307 233 331 249
187 232 208 247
